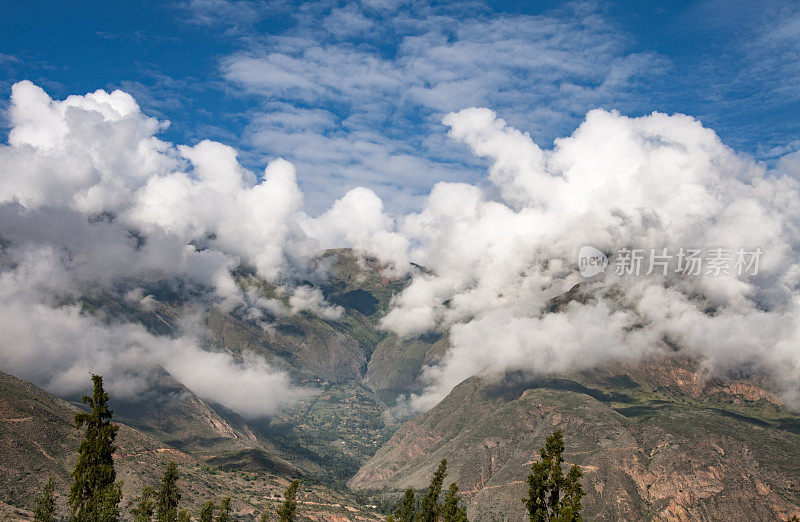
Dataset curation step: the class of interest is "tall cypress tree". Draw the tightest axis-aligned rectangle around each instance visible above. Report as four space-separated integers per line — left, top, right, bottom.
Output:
199 500 215 522
393 489 415 522
216 496 231 522
276 480 299 521
68 374 121 521
34 477 56 522
440 482 468 522
155 461 181 522
130 486 156 522
522 429 584 521
417 459 447 522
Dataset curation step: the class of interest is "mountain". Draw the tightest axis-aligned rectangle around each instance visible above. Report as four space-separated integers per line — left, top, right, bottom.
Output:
350 356 800 520
6 248 800 520
0 249 407 519
0 369 381 520
110 368 299 478
68 250 407 485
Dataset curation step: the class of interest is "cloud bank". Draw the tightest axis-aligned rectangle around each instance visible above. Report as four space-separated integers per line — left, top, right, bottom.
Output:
2 80 800 419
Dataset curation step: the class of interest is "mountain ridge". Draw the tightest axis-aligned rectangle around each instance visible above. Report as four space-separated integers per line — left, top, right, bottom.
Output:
350 356 800 520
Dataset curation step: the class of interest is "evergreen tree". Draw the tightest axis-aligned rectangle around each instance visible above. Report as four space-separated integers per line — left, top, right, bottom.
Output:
258 502 271 522
216 496 231 522
155 461 181 522
199 500 215 522
276 480 299 521
417 459 447 522
130 486 156 522
68 374 121 521
557 465 584 522
177 509 191 522
393 489 415 522
440 482 468 522
96 483 123 522
522 429 584 521
34 477 56 522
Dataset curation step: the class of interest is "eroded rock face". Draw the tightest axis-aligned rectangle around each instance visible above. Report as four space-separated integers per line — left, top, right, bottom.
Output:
351 357 800 521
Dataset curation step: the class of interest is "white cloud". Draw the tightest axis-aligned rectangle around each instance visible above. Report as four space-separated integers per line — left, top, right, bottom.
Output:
123 288 157 312
0 81 392 416
0 248 306 417
288 285 343 320
220 2 666 213
4 78 800 421
302 186 409 271
387 106 800 414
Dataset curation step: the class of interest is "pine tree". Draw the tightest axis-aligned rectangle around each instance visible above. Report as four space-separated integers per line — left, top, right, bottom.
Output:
522 429 584 521
130 486 156 522
216 496 231 522
417 459 447 522
393 489 415 522
276 480 299 521
199 500 215 522
34 477 56 522
177 509 191 522
440 482 468 522
155 461 181 522
68 374 121 521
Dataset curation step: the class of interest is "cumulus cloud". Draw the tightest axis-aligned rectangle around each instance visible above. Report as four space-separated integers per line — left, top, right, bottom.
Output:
301 186 410 272
386 106 800 414
0 81 394 417
4 79 800 421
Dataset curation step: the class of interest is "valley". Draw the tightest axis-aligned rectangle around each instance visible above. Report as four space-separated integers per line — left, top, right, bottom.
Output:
2 250 800 520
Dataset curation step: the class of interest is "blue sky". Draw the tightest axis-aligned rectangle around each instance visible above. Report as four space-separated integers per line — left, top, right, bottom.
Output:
2 0 799 213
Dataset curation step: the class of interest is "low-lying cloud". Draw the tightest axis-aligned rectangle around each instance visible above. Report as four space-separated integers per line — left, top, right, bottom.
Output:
0 248 307 416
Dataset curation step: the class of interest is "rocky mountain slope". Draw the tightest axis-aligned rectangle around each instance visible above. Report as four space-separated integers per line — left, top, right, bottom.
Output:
69 249 408 486
350 356 800 520
0 249 405 519
0 370 381 520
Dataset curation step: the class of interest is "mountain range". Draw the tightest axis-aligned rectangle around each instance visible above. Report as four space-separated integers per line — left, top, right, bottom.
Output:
2 249 799 520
